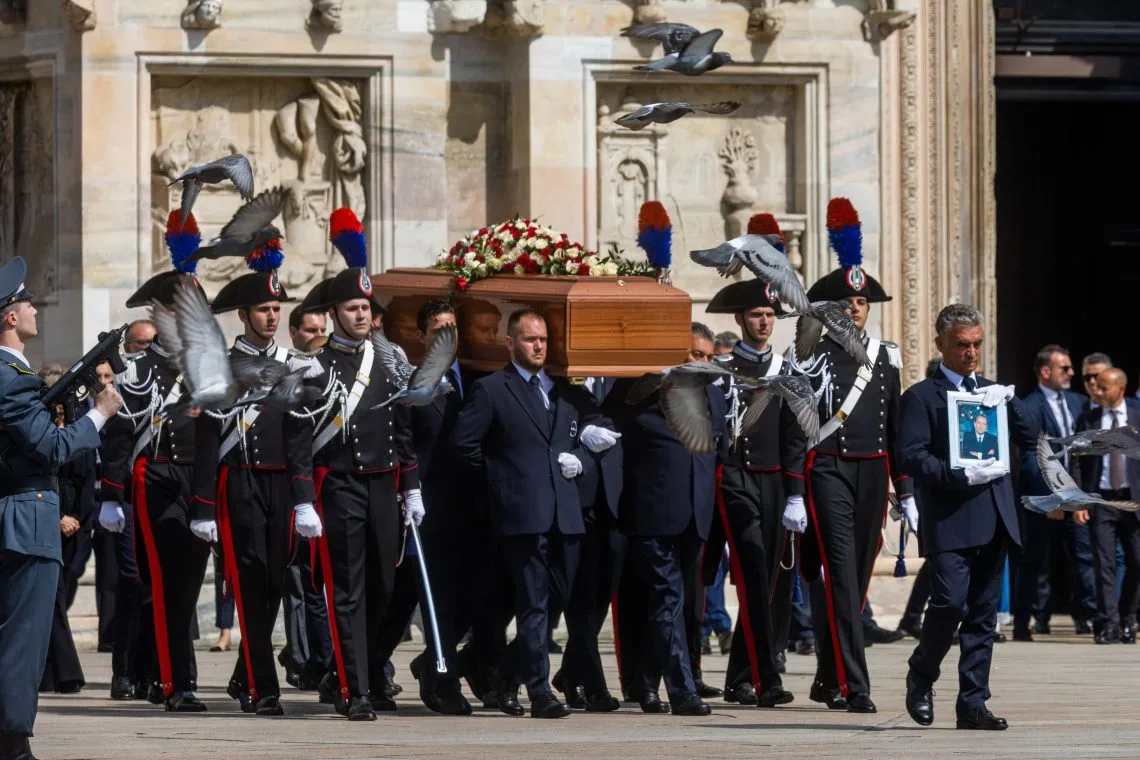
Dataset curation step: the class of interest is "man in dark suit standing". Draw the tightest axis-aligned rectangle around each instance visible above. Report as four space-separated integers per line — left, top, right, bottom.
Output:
898 304 1037 731
959 414 998 461
1014 344 1096 640
1073 368 1140 645
452 308 608 719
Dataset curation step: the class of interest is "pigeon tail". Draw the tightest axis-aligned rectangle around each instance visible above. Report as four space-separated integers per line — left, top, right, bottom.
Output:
329 207 367 268
826 198 863 268
165 210 201 274
1020 494 1064 514
637 201 672 269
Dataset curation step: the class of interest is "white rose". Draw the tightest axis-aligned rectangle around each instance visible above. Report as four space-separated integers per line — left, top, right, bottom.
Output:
464 252 477 263
589 265 604 277
476 264 488 276
552 250 563 261
584 255 598 267
488 258 503 271
603 261 618 276
535 238 549 250
514 264 525 275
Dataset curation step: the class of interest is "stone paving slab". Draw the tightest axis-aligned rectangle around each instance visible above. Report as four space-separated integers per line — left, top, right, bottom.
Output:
32 628 1140 760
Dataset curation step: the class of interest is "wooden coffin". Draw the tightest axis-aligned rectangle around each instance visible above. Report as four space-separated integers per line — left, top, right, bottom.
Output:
372 268 691 377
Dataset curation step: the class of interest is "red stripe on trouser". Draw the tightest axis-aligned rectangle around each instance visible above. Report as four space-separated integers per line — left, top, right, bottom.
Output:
217 466 260 702
312 467 350 700
610 593 623 693
132 458 175 698
715 464 763 692
804 450 850 697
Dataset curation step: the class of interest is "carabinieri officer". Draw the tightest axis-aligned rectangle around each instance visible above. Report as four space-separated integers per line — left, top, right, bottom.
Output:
0 256 122 760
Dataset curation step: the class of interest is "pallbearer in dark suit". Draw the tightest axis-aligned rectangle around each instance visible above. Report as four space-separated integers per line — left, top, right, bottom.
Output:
452 309 606 719
190 254 317 716
1073 368 1140 645
792 199 914 713
705 271 801 708
0 256 121 760
289 209 422 721
899 304 1036 731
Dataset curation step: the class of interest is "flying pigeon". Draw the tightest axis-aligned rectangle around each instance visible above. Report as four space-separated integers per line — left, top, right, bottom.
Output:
793 301 872 368
615 101 740 130
158 278 242 412
187 186 285 264
228 352 324 410
168 154 254 226
734 374 821 450
1048 424 1140 460
621 23 732 76
370 325 459 409
689 233 813 315
1021 433 1140 514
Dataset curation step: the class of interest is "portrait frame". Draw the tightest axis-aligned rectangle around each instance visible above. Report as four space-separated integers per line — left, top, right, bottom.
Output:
946 391 1010 469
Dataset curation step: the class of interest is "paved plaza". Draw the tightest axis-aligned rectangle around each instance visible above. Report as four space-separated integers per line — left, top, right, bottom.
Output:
32 626 1140 760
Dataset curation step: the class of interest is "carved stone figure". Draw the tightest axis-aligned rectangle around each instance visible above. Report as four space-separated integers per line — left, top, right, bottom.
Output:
634 0 666 26
62 0 96 31
482 0 543 38
182 0 223 30
718 127 760 238
427 0 486 34
863 0 917 41
307 0 344 34
0 0 25 25
747 6 786 43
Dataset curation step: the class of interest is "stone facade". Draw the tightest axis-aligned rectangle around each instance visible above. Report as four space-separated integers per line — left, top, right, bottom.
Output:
0 0 995 379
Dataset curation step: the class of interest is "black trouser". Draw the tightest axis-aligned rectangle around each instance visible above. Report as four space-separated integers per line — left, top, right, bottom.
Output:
717 466 790 692
1089 494 1140 627
908 526 1007 715
500 531 580 699
133 459 209 696
314 469 400 700
805 453 888 697
39 535 85 692
1014 510 1097 629
624 524 703 702
217 467 292 701
93 524 118 648
559 507 626 696
371 545 419 691
280 539 333 678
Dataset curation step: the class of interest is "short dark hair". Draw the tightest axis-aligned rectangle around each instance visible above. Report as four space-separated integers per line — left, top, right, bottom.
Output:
416 299 454 333
289 307 323 331
691 321 715 344
714 331 740 350
1082 352 1113 369
1033 344 1069 375
507 308 545 337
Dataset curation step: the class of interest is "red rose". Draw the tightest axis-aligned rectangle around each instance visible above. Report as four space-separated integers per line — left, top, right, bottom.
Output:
578 263 591 275
456 276 469 291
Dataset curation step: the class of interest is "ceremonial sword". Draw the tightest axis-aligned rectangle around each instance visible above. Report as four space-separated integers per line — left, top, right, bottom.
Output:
408 521 448 674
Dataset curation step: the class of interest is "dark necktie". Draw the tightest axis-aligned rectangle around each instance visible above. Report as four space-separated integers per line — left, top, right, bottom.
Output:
1055 392 1072 436
447 367 461 400
963 376 977 392
592 377 606 405
1110 411 1127 490
529 375 555 431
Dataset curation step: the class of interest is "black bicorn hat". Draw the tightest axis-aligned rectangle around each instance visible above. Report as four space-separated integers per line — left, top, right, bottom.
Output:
705 278 786 316
0 256 34 308
296 278 332 315
126 270 205 308
806 197 891 304
210 271 292 314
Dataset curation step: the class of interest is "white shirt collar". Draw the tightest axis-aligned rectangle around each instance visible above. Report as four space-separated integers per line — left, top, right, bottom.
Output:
0 345 29 368
1038 383 1064 400
512 362 550 388
1103 400 1127 416
939 362 976 391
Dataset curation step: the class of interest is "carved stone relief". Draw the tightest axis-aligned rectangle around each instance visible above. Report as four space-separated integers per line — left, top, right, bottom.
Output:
0 82 55 294
863 0 917 42
634 0 666 26
482 0 543 38
62 0 96 31
597 83 797 300
427 0 487 34
0 0 24 25
182 0 223 30
151 76 367 294
307 0 344 34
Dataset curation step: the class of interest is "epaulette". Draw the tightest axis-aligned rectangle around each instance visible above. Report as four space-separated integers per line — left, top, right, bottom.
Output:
6 362 33 375
883 341 902 369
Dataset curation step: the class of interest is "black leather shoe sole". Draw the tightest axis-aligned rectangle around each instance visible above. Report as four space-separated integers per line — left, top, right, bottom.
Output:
808 684 847 710
639 697 671 714
696 682 724 699
757 688 794 707
723 686 758 706
846 694 877 713
956 715 1008 730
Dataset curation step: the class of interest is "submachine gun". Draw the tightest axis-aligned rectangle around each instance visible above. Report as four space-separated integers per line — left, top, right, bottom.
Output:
41 324 130 417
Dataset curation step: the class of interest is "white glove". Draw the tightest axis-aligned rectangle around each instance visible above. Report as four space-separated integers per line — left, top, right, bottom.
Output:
558 452 583 479
900 495 919 534
189 519 218 544
293 503 323 538
579 425 621 454
962 458 1008 486
98 501 125 533
402 489 425 527
980 384 1015 408
781 495 807 534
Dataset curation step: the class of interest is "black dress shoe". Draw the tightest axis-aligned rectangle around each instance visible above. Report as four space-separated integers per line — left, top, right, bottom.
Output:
497 686 525 716
717 630 733 655
695 680 723 699
993 632 1007 643
1075 619 1094 635
0 732 35 760
671 693 711 716
1121 622 1136 644
1034 620 1052 635
809 681 847 710
481 690 501 710
584 691 620 712
700 634 712 655
1011 627 1033 643
556 682 586 710
164 693 208 713
956 706 1008 730
344 696 377 721
285 671 302 690
227 681 256 713
436 692 473 716
457 647 489 701
133 681 152 701
146 685 165 705
110 677 134 701
897 620 922 639
776 651 787 674
1096 624 1122 645
367 690 398 711
723 683 758 705
639 692 670 714
794 637 816 656
317 672 339 704
530 693 572 719
255 695 284 716
757 686 794 707
381 675 402 698
905 674 933 726
846 693 877 713
864 622 906 644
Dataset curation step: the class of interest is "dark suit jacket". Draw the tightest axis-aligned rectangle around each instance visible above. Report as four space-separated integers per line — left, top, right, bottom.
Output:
898 370 1037 555
606 379 727 540
451 363 604 537
1018 386 1085 496
960 432 999 461
1073 403 1140 496
574 377 623 519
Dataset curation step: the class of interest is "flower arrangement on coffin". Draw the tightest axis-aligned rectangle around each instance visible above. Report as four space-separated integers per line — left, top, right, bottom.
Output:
434 216 656 291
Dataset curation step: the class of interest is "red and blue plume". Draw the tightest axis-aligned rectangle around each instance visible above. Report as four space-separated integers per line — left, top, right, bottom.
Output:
165 210 201 274
329 207 367 268
246 237 284 272
747 213 785 253
826 197 863 268
637 201 672 269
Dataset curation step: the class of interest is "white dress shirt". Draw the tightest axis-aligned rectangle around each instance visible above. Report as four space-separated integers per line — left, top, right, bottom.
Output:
938 363 978 392
512 362 554 409
0 345 107 432
1039 383 1074 437
1099 401 1129 491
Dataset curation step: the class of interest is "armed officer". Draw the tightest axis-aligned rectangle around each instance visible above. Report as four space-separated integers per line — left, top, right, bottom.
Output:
0 256 123 760
705 269 803 708
191 256 321 716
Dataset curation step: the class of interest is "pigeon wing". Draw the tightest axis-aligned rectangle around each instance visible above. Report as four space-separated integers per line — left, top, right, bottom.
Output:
658 383 716 454
690 242 744 277
206 154 255 200
621 22 701 55
218 186 285 241
794 314 824 363
370 329 415 390
817 302 871 367
738 390 774 438
627 372 665 405
760 374 820 447
172 278 234 398
408 324 458 392
229 352 289 392
735 237 813 313
148 300 184 373
1035 433 1081 493
615 105 654 130
690 101 741 115
680 28 724 59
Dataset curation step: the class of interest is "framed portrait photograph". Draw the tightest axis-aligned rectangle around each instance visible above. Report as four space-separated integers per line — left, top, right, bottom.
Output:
946 391 1010 469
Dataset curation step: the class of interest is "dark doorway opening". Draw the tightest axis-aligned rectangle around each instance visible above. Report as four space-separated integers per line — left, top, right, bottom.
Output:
996 97 1140 395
